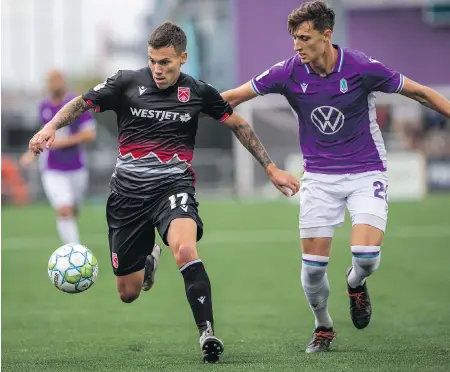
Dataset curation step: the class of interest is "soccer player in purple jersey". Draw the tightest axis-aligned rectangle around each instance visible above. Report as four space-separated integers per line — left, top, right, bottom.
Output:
28 22 299 363
20 69 96 245
221 0 450 353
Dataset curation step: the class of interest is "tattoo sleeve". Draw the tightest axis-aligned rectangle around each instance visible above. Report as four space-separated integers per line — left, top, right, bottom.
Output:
231 123 273 170
51 96 91 130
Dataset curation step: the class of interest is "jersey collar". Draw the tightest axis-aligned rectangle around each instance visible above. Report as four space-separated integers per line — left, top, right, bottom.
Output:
304 44 344 75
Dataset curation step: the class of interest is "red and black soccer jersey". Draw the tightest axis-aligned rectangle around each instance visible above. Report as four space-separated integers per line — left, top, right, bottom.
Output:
82 68 233 198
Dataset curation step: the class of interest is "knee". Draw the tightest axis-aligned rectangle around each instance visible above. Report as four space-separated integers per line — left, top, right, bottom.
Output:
351 222 385 246
57 206 75 218
118 289 140 303
116 278 141 303
301 237 332 257
301 254 329 288
173 243 198 267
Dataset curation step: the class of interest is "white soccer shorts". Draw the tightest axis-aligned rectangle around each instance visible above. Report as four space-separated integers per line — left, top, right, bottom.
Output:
299 171 388 237
41 169 88 208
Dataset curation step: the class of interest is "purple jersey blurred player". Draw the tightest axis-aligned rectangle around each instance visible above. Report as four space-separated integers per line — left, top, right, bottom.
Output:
221 0 450 353
21 69 96 244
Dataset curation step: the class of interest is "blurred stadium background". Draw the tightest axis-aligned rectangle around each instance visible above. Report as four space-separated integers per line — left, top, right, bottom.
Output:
3 0 450 201
2 1 450 371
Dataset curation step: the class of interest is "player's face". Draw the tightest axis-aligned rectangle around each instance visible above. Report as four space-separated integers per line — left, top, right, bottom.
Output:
46 70 67 99
292 21 332 64
148 46 187 89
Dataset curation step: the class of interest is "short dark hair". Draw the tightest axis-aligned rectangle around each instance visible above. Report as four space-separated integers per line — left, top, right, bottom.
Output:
287 1 335 35
148 21 187 53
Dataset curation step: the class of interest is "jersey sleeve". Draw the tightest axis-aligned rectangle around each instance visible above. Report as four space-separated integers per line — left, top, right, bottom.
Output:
363 56 405 94
82 71 123 112
200 83 234 122
250 61 287 96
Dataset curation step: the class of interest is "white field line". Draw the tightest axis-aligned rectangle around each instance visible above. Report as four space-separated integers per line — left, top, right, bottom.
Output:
1 225 449 252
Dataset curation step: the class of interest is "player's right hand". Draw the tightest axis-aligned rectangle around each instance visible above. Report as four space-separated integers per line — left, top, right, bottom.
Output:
29 126 56 154
266 164 300 197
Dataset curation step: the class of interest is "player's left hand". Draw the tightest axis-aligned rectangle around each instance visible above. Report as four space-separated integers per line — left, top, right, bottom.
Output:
266 164 300 197
29 126 56 154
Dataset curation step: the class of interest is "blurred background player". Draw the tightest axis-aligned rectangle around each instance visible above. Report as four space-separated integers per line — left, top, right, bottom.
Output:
20 69 97 245
221 0 450 353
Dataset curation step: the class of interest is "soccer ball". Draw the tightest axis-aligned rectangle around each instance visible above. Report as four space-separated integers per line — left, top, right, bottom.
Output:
48 243 99 294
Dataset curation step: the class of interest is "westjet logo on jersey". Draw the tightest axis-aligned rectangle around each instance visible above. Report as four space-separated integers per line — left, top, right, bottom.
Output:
130 107 191 122
311 106 345 135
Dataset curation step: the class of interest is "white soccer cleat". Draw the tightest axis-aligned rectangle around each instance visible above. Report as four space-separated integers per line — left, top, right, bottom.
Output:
142 244 161 291
199 321 224 363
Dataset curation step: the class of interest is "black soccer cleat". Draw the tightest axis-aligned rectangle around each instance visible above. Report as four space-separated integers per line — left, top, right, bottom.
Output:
199 321 224 363
305 326 336 353
346 267 372 329
142 244 161 292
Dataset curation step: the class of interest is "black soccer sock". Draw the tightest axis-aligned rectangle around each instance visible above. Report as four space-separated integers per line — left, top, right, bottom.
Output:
180 260 213 335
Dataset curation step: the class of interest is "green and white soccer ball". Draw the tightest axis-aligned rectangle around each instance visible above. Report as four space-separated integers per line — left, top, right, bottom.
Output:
48 243 99 293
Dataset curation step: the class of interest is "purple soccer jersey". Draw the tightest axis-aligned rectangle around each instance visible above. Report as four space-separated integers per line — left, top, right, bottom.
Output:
39 93 95 171
251 46 404 174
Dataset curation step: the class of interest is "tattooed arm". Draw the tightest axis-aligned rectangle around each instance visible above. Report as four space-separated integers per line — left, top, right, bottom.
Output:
47 96 92 130
222 112 299 196
199 81 299 196
29 96 93 154
223 113 273 170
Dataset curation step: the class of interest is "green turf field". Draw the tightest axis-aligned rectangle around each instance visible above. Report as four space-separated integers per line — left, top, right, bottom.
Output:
2 196 450 371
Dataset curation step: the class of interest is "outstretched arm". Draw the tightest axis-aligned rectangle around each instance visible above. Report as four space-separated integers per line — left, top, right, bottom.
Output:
47 96 92 130
400 78 450 118
29 96 93 153
222 112 299 196
221 61 287 108
30 72 121 154
220 82 258 108
227 114 272 170
200 81 298 196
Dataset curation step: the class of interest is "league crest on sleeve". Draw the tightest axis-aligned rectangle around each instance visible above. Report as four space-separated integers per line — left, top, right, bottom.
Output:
178 87 190 103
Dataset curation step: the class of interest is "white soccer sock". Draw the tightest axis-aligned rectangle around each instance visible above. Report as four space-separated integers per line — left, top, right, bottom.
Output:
347 245 381 288
56 217 80 244
301 254 333 329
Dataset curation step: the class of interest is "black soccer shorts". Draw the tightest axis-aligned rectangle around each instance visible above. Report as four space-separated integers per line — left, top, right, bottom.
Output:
106 186 203 276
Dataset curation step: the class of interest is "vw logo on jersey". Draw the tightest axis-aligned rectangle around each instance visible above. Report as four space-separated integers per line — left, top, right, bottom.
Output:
310 106 345 135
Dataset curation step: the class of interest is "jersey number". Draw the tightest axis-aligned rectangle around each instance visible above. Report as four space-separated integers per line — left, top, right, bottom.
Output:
169 193 188 212
373 181 388 202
